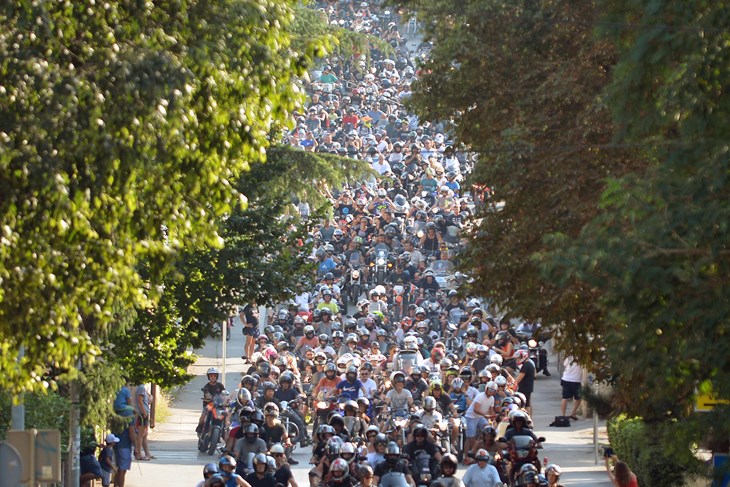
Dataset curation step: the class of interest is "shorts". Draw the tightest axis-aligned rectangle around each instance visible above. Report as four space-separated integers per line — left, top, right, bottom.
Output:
101 469 112 487
465 416 488 438
242 325 257 337
136 415 149 427
522 392 532 408
561 380 581 400
115 447 132 470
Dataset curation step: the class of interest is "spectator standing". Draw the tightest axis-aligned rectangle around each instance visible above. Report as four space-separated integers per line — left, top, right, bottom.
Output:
134 383 154 461
560 356 583 420
113 429 133 487
99 434 119 487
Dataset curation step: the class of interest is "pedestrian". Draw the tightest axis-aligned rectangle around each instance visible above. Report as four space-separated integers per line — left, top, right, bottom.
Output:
99 434 119 487
513 349 536 417
605 450 638 487
134 383 154 460
113 428 133 487
560 356 583 420
113 382 137 458
241 303 259 361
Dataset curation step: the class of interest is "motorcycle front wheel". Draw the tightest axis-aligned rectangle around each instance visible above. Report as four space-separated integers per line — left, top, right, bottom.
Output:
207 425 221 455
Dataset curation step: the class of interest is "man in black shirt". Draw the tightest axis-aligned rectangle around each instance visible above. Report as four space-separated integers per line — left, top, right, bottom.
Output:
514 350 536 417
373 442 415 487
197 368 226 435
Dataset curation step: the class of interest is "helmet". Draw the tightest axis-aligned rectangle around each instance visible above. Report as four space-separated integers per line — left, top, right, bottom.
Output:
424 396 437 412
523 472 540 485
459 367 473 380
319 333 329 343
486 381 498 393
374 433 388 447
330 458 349 479
244 423 259 443
206 367 219 377
520 464 539 476
341 442 356 464
390 371 406 383
472 308 484 317
333 330 344 340
414 307 426 318
314 352 327 365
514 349 529 363
495 375 507 387
385 441 400 465
322 288 333 297
513 411 528 424
237 388 252 406
263 381 276 392
475 449 490 462
451 378 464 391
325 362 338 376
495 330 510 342
344 400 358 413
346 365 358 377
266 455 276 471
219 454 237 469
486 364 500 374
346 333 358 344
203 462 220 476
545 464 562 477
481 425 497 438
403 335 418 350
304 325 315 335
441 453 458 469
477 344 488 355
206 474 227 487
253 452 268 466
317 424 335 441
357 396 370 408
324 272 335 281
264 402 279 416
326 438 342 458
513 392 527 406
429 380 443 392
270 443 285 455
490 354 503 365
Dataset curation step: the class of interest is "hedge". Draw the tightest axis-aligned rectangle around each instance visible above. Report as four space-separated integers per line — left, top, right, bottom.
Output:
607 415 703 487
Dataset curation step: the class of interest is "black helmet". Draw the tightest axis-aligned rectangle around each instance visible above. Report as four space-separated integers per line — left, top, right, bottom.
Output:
245 423 259 443
385 441 401 465
413 423 428 438
325 272 335 280
203 462 220 477
440 453 458 468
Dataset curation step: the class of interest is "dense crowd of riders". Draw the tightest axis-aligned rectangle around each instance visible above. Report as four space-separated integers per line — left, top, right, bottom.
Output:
196 2 561 487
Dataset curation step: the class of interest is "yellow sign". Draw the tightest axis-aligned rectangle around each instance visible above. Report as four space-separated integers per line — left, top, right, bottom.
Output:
695 393 730 412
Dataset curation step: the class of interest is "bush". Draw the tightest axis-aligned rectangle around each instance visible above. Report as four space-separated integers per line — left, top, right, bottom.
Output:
607 415 703 487
0 391 70 449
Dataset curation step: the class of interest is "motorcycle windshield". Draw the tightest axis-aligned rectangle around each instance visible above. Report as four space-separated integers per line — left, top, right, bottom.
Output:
429 260 454 275
349 252 363 265
379 472 409 487
449 309 465 322
512 435 534 453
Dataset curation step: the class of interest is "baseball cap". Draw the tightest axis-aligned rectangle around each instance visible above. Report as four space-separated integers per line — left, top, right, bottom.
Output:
105 433 120 444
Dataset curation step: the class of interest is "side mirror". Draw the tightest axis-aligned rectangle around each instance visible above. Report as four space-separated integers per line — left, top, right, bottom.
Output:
537 437 546 443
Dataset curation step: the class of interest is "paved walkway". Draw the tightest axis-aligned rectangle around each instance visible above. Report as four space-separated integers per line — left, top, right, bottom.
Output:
126 322 611 486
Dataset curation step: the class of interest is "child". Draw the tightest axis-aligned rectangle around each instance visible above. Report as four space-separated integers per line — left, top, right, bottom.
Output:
99 433 119 487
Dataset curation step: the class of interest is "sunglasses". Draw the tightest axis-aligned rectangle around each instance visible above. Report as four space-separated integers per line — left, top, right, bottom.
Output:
273 453 285 457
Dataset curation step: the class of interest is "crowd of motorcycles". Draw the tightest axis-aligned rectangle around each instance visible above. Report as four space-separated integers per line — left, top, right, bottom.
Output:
195 2 562 487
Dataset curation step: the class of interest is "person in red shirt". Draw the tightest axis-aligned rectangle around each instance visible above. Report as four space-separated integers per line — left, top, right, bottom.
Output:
342 107 359 128
313 363 341 399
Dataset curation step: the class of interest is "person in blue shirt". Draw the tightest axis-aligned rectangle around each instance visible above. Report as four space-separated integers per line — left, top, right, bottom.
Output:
329 366 367 401
449 378 470 414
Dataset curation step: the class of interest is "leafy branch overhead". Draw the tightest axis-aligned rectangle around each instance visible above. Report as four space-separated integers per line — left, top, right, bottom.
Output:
0 0 316 394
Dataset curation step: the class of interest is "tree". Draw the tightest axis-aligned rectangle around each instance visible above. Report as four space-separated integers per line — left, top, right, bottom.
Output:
393 0 643 365
543 0 730 436
113 147 373 386
0 0 315 394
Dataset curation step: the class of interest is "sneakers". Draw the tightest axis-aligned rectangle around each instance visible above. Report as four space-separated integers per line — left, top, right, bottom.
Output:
543 369 551 376
288 458 299 465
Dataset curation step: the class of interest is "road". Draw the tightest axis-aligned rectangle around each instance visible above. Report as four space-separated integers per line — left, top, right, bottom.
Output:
126 319 612 486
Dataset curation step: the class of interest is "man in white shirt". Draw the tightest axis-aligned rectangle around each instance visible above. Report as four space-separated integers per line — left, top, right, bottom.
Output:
560 356 583 420
371 154 392 176
464 384 496 455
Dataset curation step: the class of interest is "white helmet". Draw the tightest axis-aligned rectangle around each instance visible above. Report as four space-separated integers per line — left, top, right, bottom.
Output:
270 443 285 455
490 354 503 365
403 336 418 350
495 375 507 387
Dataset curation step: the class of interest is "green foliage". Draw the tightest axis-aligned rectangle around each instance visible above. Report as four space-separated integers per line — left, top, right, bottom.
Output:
0 392 70 449
394 0 644 366
0 0 313 394
607 415 704 487
113 147 373 386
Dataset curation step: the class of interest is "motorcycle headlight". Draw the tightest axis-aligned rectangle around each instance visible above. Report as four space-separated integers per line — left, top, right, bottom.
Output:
528 339 538 348
317 401 328 409
377 258 386 265
352 270 360 279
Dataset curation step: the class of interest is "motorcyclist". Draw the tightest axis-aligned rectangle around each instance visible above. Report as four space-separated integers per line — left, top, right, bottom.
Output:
501 411 538 443
325 458 358 487
197 367 226 436
328 365 367 401
197 462 221 487
244 453 276 487
403 423 442 482
405 366 429 403
462 449 500 487
233 424 267 476
433 454 464 487
273 372 311 447
545 463 565 487
218 454 250 487
372 442 416 487
385 371 414 413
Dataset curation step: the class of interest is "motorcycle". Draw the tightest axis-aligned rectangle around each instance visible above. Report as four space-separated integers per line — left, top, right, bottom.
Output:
343 253 365 310
378 472 410 487
411 449 437 487
370 248 393 285
445 413 466 462
311 394 341 434
501 434 545 485
279 400 301 452
198 391 229 455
